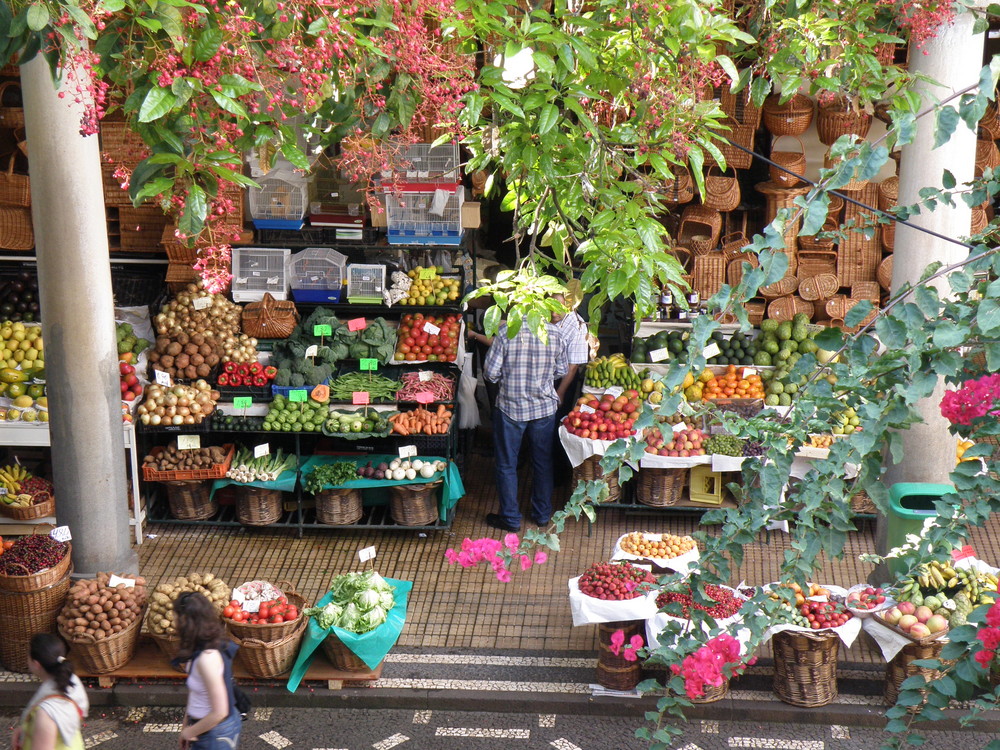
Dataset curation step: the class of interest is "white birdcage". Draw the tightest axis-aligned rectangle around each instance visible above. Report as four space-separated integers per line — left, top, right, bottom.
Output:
246 161 314 229
386 188 464 245
346 264 387 303
231 247 291 302
288 248 348 303
383 142 460 182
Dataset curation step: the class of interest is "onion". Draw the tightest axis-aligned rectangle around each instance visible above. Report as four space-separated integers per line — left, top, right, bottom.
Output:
150 414 161 426
177 406 190 417
171 415 184 426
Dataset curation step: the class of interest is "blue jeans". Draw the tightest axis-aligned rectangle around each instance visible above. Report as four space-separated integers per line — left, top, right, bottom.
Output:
494 409 556 527
190 712 241 749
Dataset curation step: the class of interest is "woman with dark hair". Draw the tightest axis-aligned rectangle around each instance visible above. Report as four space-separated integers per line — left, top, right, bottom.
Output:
13 633 89 750
173 591 241 749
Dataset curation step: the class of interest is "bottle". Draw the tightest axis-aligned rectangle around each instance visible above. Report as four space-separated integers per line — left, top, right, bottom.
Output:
687 291 701 320
658 287 673 321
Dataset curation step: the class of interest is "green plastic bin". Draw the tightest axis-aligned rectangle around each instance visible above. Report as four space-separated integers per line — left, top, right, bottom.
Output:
885 482 955 577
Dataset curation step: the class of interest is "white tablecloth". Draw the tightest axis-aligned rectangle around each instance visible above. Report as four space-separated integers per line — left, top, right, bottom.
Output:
610 532 700 573
567 575 659 626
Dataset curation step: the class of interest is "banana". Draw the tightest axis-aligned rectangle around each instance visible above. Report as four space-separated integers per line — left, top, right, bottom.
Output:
931 568 947 590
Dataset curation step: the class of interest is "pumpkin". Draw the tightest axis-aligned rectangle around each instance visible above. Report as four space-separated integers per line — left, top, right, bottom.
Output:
311 383 330 404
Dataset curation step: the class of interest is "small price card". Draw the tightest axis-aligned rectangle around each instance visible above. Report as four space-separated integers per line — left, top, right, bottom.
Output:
50 526 72 543
358 546 377 562
743 368 757 377
0 488 7 496
418 371 434 382
178 434 201 450
192 296 212 310
359 358 379 371
352 391 370 405
289 389 308 403
398 445 418 458
108 574 136 589
154 369 172 387
267 276 279 285
703 343 721 359
671 422 687 434
422 321 441 335
305 344 319 359
233 397 252 409
419 267 437 280
254 443 270 458
580 404 596 414
649 347 670 362
313 324 333 337
605 386 624 398
414 391 435 404
310 276 320 282
348 318 367 332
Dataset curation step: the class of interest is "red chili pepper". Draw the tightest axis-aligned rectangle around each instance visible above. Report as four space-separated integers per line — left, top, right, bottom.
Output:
237 363 251 376
224 362 238 374
248 362 263 375
263 365 278 380
218 372 230 386
253 374 268 387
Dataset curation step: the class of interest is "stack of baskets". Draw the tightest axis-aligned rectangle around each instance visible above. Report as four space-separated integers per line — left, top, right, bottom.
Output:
0 76 32 252
228 583 308 678
572 455 622 503
389 481 441 526
772 629 841 707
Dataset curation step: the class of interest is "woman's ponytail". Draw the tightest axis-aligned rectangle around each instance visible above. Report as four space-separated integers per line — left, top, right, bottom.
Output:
29 633 75 694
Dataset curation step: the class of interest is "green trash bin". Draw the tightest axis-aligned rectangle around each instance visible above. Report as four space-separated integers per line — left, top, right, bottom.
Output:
885 482 955 578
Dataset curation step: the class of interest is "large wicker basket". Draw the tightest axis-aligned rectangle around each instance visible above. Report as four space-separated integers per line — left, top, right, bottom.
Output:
572 455 621 503
772 629 840 707
770 135 806 187
149 631 183 664
664 168 695 204
762 93 814 137
885 639 944 706
596 620 643 690
315 487 363 525
692 251 726 300
0 575 71 672
164 480 217 521
227 585 306 644
636 468 686 507
389 482 440 526
234 618 307 679
0 536 72 593
759 274 799 299
62 613 144 674
702 167 741 212
235 485 284 526
321 631 371 672
817 100 872 146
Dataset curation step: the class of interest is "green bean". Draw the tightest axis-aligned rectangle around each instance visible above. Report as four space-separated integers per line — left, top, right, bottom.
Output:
329 372 401 401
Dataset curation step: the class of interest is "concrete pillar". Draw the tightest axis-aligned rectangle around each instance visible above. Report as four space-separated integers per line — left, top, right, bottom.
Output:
20 57 136 576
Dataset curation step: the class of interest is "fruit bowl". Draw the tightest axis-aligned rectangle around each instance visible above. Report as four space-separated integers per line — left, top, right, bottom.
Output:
843 584 893 619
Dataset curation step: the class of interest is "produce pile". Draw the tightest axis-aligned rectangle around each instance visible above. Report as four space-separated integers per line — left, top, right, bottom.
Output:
656 584 744 620
304 461 359 494
831 407 861 435
846 585 887 612
57 573 147 641
145 573 230 637
262 394 328 432
0 271 41 322
584 354 645 391
119 361 143 403
210 414 265 432
356 457 445 481
894 559 996 627
148 331 223 382
765 582 853 629
643 422 706 457
0 533 68 575
388 405 452 435
633 330 759 367
329 372 401 403
137 380 221 427
400 267 461 306
618 532 696 560
224 593 299 625
393 313 461 363
217 361 277 389
304 570 396 633
799 599 853 630
700 365 765 401
153 286 257 365
702 434 744 456
754 315 818 367
115 322 151 362
563 392 638 440
325 409 391 436
880 601 949 638
226 447 296 483
808 434 836 448
0 466 53 509
397 371 456 402
578 561 655 601
143 443 230 474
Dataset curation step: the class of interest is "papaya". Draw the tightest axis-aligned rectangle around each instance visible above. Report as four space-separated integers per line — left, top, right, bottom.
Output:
310 383 330 404
0 367 26 384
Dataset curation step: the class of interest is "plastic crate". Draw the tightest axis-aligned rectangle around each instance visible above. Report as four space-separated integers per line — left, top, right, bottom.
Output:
346 264 386 303
271 379 330 398
386 189 464 246
247 161 314 226
288 247 347 302
384 142 460 182
231 247 290 303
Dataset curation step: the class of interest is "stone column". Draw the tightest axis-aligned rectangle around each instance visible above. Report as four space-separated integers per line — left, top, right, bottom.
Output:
20 57 136 575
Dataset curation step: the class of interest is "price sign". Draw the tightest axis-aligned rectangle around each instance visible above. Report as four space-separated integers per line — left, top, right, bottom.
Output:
414 391 435 404
419 267 437 280
605 386 624 398
348 318 367 331
310 276 320 282
192 296 212 310
649 347 670 362
352 391 370 405
952 545 977 561
703 343 721 359
580 404 596 414
0 488 7 496
233 397 252 409
50 526 72 542
289 389 308 403
422 321 441 335
398 445 418 458
108 574 136 589
266 276 279 285
254 443 270 458
304 344 319 359
359 358 379 371
671 422 687 434
358 546 377 562
178 434 201 450
743 368 757 377
418 371 434 382
154 369 172 387
313 324 333 337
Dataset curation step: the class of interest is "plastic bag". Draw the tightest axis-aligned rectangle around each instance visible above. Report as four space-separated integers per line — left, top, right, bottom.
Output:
458 352 480 429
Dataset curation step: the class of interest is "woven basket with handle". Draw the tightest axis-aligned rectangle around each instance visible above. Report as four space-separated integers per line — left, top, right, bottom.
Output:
825 149 869 191
816 100 872 146
770 135 806 187
663 167 695 204
0 81 24 129
727 253 758 288
572 455 621 503
702 167 741 212
0 154 29 207
242 293 299 339
61 613 143 674
767 296 814 322
235 618 307 679
760 273 799 299
976 139 1000 176
772 629 840 707
720 232 749 261
692 251 726 299
762 93 814 137
227 582 306 643
798 273 839 302
677 204 722 255
797 249 837 280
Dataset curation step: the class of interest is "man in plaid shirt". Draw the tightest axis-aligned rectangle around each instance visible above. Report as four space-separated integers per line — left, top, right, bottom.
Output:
484 320 568 532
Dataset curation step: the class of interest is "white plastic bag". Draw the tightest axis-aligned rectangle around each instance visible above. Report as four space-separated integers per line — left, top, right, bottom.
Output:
458 352 481 429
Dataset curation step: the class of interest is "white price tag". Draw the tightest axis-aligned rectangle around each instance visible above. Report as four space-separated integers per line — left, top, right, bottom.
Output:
192 296 212 310
649 347 670 362
0 488 7 496
252 271 261 277
418 371 434 382
743 368 757 377
580 405 596 414
358 546 377 562
50 526 72 542
703 343 721 359
672 422 687 434
108 574 136 589
398 445 418 458
422 322 441 335
267 276 279 285
237 277 247 285
177 434 201 450
310 276 320 282
254 443 270 458
154 369 172 387
304 344 319 358
605 386 624 398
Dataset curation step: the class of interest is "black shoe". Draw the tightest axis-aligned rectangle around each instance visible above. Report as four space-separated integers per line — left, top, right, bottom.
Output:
485 513 520 533
530 515 550 526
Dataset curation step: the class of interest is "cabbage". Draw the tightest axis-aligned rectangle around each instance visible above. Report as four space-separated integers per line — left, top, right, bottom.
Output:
378 589 395 611
356 588 382 612
355 605 387 633
303 602 342 630
337 602 362 630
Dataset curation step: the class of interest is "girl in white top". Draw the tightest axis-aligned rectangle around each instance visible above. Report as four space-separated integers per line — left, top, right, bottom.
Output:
14 633 89 750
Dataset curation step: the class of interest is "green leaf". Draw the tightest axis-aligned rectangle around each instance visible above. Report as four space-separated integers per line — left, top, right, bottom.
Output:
932 322 966 348
814 328 843 351
978 298 1000 336
942 170 956 190
211 166 258 189
844 300 872 329
26 4 48 31
138 87 177 123
279 141 310 171
914 286 940 318
193 27 223 62
209 90 248 118
537 103 559 135
484 304 501 336
934 106 960 149
491 94 525 120
177 183 208 238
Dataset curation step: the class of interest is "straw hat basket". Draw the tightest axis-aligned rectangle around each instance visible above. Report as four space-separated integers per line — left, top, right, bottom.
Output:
596 620 643 690
572 455 621 503
234 617 307 679
762 93 814 137
678 204 722 255
772 629 840 707
976 139 1000 177
816 99 872 146
769 136 807 187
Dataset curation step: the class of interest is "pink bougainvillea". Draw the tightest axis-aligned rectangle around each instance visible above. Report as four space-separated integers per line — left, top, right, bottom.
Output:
940 374 1000 427
670 634 754 699
976 600 1000 673
608 630 645 662
444 535 549 582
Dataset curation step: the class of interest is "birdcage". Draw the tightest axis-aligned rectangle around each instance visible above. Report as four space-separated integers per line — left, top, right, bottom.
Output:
385 187 464 246
384 142 460 183
231 247 291 303
288 248 348 303
246 162 314 230
346 264 387 304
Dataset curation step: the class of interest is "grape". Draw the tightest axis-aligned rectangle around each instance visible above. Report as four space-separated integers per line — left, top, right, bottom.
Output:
704 434 744 456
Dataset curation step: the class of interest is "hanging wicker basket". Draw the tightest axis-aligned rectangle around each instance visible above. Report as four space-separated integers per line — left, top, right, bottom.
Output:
242 293 299 340
702 167 741 212
389 481 441 526
769 135 807 187
678 204 722 255
798 274 839 302
663 168 695 205
816 100 872 146
315 487 363 526
571 455 621 503
636 468 687 507
767 296 814 322
772 629 840 707
762 93 814 137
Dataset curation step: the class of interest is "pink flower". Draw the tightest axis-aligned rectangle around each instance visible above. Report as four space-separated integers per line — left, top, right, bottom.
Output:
978 627 1000 651
623 580 637 592
623 647 639 662
495 569 512 583
987 602 1000 628
519 555 533 571
534 551 548 565
630 634 644 650
609 629 625 656
975 649 995 669
504 533 520 552
444 549 459 564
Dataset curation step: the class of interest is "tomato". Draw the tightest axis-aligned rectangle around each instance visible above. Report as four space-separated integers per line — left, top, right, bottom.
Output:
223 605 236 618
229 600 239 608
232 611 246 622
258 606 270 619
285 607 298 620
427 335 440 347
405 352 416 361
270 615 284 624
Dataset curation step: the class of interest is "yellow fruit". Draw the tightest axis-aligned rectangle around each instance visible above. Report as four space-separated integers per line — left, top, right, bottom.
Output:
12 395 33 409
32 338 43 351
682 372 696 389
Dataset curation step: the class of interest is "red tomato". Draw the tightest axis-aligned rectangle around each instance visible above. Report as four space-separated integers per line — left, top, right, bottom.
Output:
285 607 298 620
270 615 284 624
223 605 236 618
229 600 239 608
232 611 246 622
258 606 270 619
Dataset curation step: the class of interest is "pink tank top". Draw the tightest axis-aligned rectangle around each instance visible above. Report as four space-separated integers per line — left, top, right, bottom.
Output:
185 649 222 720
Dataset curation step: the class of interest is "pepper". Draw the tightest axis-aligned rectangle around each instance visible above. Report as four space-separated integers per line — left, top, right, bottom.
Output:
263 365 278 380
229 374 243 387
218 372 230 387
248 362 263 375
253 373 268 387
224 362 238 374
237 363 251 377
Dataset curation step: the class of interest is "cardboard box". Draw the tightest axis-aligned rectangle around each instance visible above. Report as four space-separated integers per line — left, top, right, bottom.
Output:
461 201 481 229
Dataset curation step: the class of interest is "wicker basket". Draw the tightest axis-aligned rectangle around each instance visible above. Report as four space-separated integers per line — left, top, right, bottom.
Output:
62 614 143 674
149 631 182 664
0 154 30 207
727 254 758 288
852 281 881 303
235 485 284 526
572 455 621 503
720 232 750 261
321 631 371 672
689 677 729 703
981 101 1000 140
772 629 840 707
636 468 687 507
235 617 307 679
712 121 756 170
770 135 806 187
885 639 944 706
0 206 33 250
0 81 24 129
976 139 1000 176
692 251 726 299
100 120 150 207
0 492 55 521
762 94 814 137
798 274 839 302
702 167 741 212
850 490 878 516
227 587 307 644
720 85 762 129
0 536 72 593
817 100 872 146
756 181 811 255
826 296 878 332
242 293 299 340
663 168 695 204
164 480 217 521
877 255 893 291
768 296 814 322
389 481 440 526
760 274 799 299
972 206 990 235
797 250 838 281
877 177 899 213
824 149 869 192
668 245 694 275
596 620 643 691
746 300 766 327
678 204 722 255
315 487 363 525
882 221 895 252
0 575 71 672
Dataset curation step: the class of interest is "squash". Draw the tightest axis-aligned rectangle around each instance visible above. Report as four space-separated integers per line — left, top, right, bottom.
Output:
311 383 330 403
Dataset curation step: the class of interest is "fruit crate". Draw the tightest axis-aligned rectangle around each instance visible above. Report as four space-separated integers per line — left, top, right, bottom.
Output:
346 264 386 303
231 247 290 303
288 247 347 303
385 188 464 246
141 443 235 481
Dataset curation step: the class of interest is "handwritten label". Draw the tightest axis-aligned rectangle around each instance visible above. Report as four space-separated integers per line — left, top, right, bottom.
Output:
398 444 418 458
50 526 72 542
703 343 721 359
414 391 435 404
233 397 252 409
192 297 212 310
352 391 370 405
359 358 378 371
313 324 333 337
605 386 624 398
418 371 434 382
580 404 596 414
671 422 687 434
422 321 441 335
649 347 670 362
348 318 367 331
288 389 308 403
177 434 201 450
358 546 377 562
154 369 172 387
108 574 136 589
419 267 437 280
304 344 319 359
254 443 270 458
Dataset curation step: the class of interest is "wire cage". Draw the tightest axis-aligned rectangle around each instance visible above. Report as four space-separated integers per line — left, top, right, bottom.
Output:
247 162 314 230
288 248 348 303
384 142 460 183
386 188 464 246
232 247 291 303
346 264 387 303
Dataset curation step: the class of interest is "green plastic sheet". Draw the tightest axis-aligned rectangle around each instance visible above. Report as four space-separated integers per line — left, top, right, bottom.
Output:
209 469 298 499
286 577 412 692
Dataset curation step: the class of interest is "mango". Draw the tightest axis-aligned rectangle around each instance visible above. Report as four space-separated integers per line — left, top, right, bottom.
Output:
0 367 26 384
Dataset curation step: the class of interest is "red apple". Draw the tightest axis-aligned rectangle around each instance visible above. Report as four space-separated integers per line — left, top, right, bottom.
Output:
926 615 948 634
898 614 918 632
897 601 916 616
914 606 933 624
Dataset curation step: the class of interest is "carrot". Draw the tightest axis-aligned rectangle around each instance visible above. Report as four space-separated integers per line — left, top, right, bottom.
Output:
437 404 446 417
